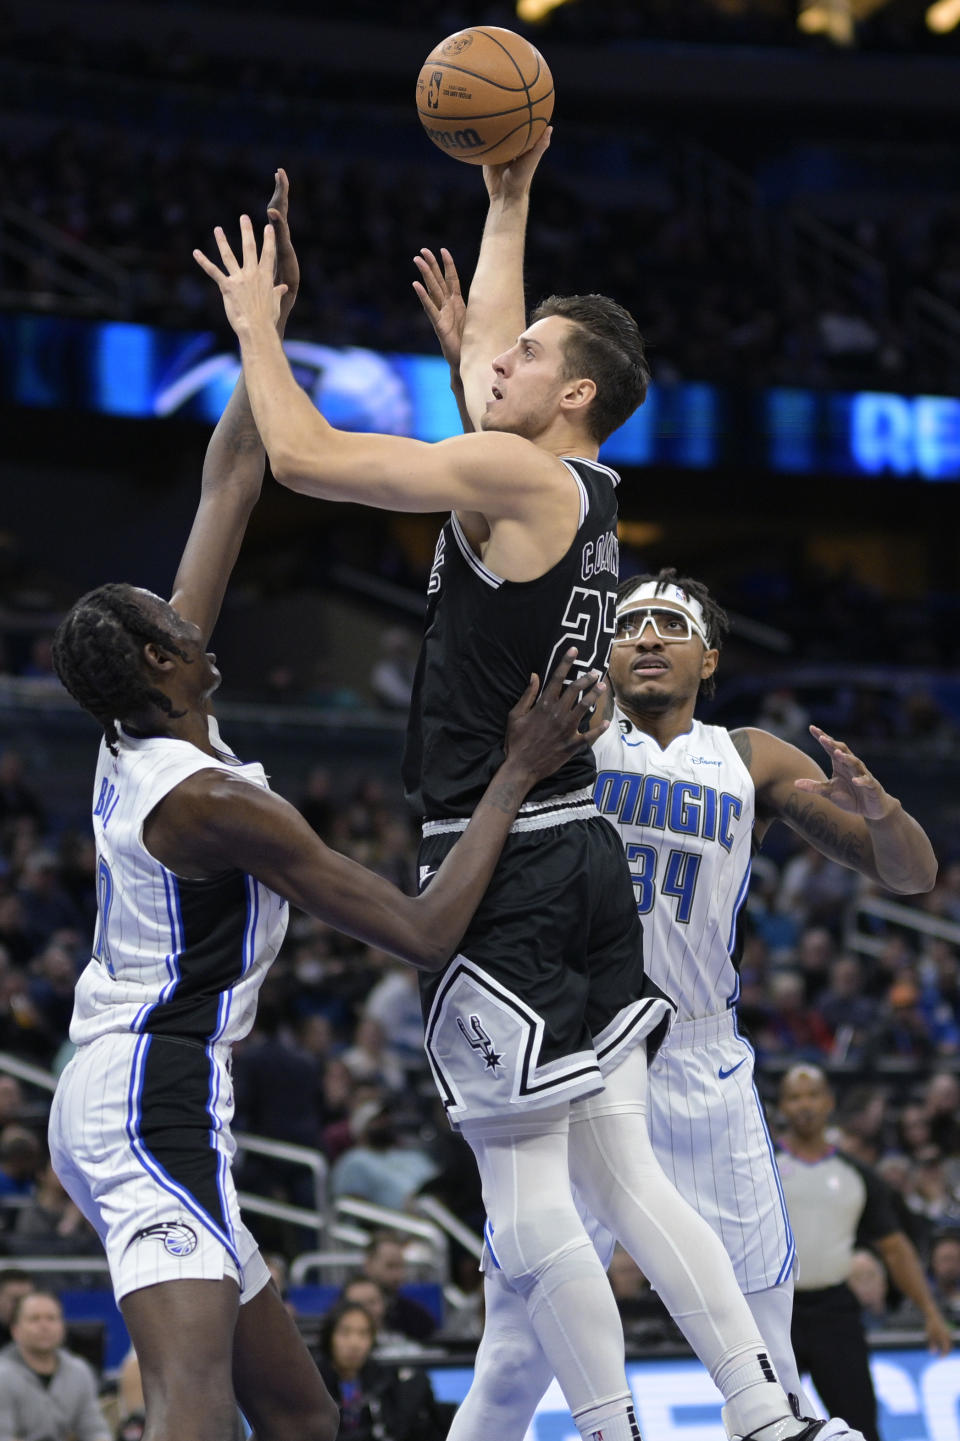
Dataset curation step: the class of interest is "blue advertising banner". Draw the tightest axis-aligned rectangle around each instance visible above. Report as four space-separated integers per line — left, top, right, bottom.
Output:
428 1351 960 1441
2 312 958 480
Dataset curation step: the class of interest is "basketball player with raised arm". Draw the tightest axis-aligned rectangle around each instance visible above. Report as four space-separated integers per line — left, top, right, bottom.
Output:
194 138 870 1441
439 568 939 1441
46 173 606 1441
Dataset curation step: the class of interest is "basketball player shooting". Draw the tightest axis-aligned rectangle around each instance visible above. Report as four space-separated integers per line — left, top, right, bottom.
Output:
193 139 876 1441
44 171 607 1441
413 240 940 1435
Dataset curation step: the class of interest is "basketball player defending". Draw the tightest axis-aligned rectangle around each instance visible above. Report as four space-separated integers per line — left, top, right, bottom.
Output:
46 173 606 1441
442 568 939 1440
197 140 861 1441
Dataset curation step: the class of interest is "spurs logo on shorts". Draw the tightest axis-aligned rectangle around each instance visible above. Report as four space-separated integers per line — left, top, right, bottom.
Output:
457 1013 504 1073
131 1221 199 1257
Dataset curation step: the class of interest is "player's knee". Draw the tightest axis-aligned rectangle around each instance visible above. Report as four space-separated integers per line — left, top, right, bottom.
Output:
242 1381 340 1441
486 1204 585 1295
479 1323 546 1407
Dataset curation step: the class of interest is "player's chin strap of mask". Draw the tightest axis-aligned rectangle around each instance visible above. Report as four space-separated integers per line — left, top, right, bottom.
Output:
615 581 711 647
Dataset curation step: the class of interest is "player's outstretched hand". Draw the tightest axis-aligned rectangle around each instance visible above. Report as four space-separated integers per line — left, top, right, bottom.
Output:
193 215 287 338
484 125 552 204
413 246 465 369
793 725 895 820
267 168 299 330
505 647 607 783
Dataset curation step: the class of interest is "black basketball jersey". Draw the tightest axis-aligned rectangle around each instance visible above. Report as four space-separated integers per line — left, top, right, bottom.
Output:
402 456 622 820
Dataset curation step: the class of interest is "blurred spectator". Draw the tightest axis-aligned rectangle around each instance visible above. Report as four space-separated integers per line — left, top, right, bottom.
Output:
330 1100 437 1212
921 1072 960 1157
298 766 336 841
15 851 80 954
314 1300 448 1441
0 1125 42 1206
870 974 938 1062
929 1231 960 1323
777 846 859 931
369 628 418 712
0 752 45 834
361 1233 437 1344
12 1156 95 1245
905 1147 960 1229
818 956 879 1063
0 1268 34 1347
795 926 837 1003
0 1076 24 1128
0 1288 111 1441
754 688 811 746
847 1250 890 1333
340 1276 414 1358
341 1017 407 1094
756 969 833 1060
363 962 425 1063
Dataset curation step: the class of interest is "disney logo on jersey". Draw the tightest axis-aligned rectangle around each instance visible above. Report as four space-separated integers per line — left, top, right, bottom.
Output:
580 528 619 583
691 756 722 767
427 531 446 596
130 1221 198 1257
457 1014 504 1074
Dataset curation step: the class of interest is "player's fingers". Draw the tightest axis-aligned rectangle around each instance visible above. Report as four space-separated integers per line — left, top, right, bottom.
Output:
793 777 829 795
213 226 240 274
565 671 604 716
414 252 447 306
542 647 578 701
192 248 225 285
440 247 463 293
412 280 439 322
259 220 277 272
237 214 259 267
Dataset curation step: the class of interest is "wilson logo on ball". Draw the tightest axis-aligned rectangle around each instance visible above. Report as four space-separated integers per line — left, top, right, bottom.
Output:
423 126 484 152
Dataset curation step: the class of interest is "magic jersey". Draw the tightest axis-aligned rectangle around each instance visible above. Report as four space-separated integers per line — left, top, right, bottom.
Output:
402 456 622 820
70 717 288 1048
592 709 754 1020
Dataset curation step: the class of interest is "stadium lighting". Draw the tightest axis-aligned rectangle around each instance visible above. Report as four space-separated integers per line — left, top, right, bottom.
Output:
926 0 960 30
516 0 576 21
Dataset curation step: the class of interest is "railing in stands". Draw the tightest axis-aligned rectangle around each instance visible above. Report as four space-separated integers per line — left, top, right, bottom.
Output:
0 1051 329 1250
845 894 960 962
411 1195 483 1262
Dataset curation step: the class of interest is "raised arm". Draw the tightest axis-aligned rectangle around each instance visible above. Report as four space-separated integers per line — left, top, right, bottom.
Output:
737 725 938 894
144 654 607 971
194 217 561 515
459 129 552 429
173 170 299 644
874 1231 953 1355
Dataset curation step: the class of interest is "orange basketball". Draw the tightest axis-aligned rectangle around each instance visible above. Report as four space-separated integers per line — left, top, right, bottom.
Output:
415 26 554 166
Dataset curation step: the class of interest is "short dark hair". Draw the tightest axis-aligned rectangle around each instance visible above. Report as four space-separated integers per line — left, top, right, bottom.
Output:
617 568 729 699
529 293 649 443
0 1268 33 1292
52 583 189 754
11 1287 61 1327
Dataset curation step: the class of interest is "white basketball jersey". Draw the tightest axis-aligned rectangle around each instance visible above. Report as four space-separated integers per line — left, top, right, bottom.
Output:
592 709 754 1021
70 716 288 1047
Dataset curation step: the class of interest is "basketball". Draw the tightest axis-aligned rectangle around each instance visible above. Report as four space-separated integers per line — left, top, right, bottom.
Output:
415 26 554 166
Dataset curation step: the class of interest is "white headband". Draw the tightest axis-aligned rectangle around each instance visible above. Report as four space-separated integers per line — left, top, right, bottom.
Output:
615 581 710 645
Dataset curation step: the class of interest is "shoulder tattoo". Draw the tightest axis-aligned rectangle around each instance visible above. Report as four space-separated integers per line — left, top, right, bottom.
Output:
730 729 752 769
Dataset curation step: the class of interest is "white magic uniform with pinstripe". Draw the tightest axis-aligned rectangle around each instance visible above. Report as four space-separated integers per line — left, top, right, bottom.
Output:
48 717 287 1304
590 708 795 1291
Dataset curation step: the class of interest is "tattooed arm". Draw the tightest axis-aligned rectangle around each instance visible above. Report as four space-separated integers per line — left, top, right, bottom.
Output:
731 726 937 894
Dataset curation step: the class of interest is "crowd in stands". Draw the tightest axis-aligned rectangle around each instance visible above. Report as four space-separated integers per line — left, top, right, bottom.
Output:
1 682 959 1422
1 9 959 395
